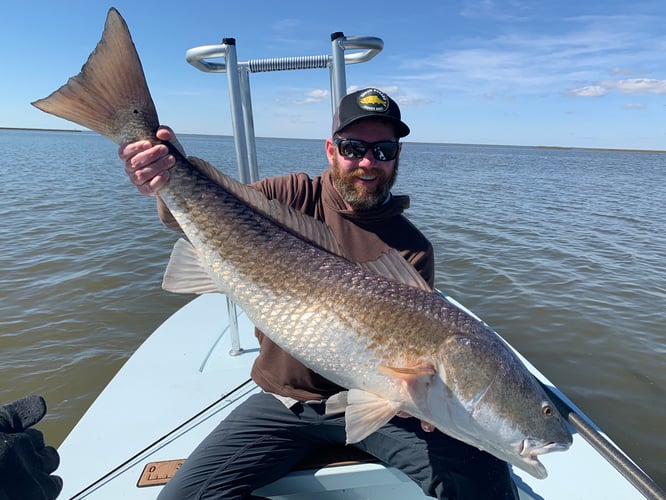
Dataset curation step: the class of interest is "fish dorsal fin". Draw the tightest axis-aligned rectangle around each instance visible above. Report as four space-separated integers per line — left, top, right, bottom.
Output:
188 156 431 291
187 156 344 257
362 250 432 292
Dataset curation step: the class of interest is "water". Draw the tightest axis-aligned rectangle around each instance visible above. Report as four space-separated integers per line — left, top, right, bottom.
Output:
1 129 664 488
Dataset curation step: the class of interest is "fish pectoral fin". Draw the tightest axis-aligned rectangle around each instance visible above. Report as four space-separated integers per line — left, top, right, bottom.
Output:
378 363 437 404
343 389 402 444
162 238 219 294
378 362 437 379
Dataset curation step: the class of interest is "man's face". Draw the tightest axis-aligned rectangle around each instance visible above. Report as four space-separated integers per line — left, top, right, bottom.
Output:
326 119 401 211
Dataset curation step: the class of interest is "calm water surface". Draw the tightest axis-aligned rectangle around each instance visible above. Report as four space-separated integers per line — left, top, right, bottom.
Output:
1 129 664 487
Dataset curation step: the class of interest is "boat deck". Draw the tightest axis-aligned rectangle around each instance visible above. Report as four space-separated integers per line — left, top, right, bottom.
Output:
57 293 648 499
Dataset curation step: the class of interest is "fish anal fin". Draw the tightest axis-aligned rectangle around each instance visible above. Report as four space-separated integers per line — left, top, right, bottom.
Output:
162 238 219 294
325 391 348 415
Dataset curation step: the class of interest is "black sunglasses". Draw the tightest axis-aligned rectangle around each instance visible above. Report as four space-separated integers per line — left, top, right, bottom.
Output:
333 138 401 161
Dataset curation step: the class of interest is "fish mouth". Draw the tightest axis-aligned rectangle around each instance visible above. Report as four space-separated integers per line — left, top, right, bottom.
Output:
517 438 571 479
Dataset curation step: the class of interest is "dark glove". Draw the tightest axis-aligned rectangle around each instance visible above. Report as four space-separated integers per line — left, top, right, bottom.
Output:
0 396 63 500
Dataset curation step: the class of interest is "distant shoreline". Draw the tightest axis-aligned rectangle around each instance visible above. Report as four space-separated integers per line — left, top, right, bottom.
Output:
2 127 663 153
532 145 666 154
0 126 83 133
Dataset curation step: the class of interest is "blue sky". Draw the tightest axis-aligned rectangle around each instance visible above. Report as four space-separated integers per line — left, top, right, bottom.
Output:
3 0 665 149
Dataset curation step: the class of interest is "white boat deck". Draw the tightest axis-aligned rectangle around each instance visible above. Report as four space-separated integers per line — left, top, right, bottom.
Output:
57 293 649 499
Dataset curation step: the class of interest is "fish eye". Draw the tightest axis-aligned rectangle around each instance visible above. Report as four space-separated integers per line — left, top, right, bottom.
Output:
542 404 554 416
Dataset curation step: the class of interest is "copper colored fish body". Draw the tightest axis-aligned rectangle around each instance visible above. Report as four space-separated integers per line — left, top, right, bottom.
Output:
32 8 572 479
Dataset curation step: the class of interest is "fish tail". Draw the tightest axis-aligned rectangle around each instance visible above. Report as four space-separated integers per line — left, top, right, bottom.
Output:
31 8 159 145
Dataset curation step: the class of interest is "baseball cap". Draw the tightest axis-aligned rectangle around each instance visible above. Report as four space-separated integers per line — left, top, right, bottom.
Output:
332 88 410 138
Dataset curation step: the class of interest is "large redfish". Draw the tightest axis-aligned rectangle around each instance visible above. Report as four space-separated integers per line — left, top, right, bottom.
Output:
32 8 571 479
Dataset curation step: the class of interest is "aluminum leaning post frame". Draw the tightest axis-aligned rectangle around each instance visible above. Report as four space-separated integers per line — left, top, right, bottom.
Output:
185 32 383 355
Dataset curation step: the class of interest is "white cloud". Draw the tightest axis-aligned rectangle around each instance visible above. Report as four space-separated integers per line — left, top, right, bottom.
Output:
569 78 666 98
295 88 329 104
397 12 665 101
603 78 666 94
568 85 608 97
305 89 329 99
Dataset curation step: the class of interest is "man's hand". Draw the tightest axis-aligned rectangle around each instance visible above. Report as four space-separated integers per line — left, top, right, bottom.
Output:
119 126 182 196
0 396 63 500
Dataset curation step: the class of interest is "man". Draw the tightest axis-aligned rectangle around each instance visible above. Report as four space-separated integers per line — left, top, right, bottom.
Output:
0 396 62 500
120 88 518 499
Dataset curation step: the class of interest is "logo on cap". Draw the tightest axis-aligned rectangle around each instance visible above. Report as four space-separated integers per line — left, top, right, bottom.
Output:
357 88 389 113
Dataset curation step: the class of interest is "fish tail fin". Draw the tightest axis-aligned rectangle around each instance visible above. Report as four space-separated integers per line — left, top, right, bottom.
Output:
31 8 159 145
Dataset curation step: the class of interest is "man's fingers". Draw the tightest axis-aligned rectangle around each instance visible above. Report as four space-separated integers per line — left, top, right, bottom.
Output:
155 127 174 141
135 171 170 196
118 140 152 162
420 421 435 432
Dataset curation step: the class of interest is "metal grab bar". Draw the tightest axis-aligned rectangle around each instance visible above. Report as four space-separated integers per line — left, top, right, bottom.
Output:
335 35 384 64
247 55 330 73
186 50 331 73
185 44 233 72
185 35 382 74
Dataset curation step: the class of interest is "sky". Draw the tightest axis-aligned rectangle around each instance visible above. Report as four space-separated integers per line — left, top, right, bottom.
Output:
2 0 665 150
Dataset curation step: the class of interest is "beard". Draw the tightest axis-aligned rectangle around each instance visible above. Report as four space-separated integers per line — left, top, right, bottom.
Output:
331 157 399 211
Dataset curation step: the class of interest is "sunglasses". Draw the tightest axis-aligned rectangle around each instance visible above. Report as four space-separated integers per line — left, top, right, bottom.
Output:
333 138 401 161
